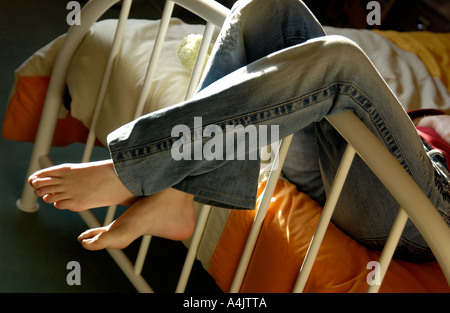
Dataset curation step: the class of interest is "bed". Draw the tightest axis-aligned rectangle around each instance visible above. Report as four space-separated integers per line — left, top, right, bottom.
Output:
3 0 450 293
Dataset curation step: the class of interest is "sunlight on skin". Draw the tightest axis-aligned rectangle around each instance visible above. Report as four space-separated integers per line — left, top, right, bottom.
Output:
28 160 196 250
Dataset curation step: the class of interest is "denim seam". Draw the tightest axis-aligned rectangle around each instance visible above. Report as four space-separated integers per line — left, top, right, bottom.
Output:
112 81 416 188
176 181 256 204
359 235 428 250
111 103 299 162
110 84 336 161
357 236 433 260
345 83 418 182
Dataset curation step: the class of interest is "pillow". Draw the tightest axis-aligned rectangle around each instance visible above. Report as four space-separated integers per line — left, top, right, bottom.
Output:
2 75 91 146
67 18 207 145
1 34 91 146
3 18 208 146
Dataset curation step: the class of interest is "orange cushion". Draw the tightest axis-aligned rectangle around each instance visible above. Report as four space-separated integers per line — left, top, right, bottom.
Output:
2 76 94 146
209 178 450 293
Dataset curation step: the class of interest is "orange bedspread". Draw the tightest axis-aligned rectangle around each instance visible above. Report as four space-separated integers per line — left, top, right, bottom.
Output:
210 179 450 293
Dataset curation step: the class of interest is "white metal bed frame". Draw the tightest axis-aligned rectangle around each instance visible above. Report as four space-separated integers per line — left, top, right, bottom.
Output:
16 0 450 293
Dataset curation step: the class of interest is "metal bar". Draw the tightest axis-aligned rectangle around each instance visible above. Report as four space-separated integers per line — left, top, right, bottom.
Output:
131 0 176 281
366 208 408 293
173 20 217 293
293 144 356 293
103 205 117 226
133 0 175 118
134 235 152 275
230 134 293 293
184 22 215 99
174 0 228 26
81 0 132 162
175 204 212 292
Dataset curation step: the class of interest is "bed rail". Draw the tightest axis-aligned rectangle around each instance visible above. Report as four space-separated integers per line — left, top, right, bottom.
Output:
17 0 229 293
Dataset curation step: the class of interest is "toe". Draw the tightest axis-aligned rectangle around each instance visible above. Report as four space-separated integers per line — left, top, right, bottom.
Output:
78 227 109 251
80 234 106 251
78 227 106 242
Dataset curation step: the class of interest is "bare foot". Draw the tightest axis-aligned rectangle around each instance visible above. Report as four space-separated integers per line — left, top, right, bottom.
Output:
28 160 136 211
77 188 195 250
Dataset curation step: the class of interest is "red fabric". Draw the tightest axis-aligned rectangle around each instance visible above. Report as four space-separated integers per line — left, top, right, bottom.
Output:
417 126 450 168
408 109 450 168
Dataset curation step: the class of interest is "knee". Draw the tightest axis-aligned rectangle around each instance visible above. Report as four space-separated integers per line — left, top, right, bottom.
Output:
319 35 369 66
232 0 325 43
232 0 313 21
322 35 365 55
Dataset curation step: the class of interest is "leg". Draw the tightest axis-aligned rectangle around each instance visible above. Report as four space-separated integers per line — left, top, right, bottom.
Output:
282 124 325 205
29 0 327 250
29 1 448 258
30 35 449 255
30 35 449 257
106 36 449 259
186 0 327 207
109 0 327 210
30 0 326 212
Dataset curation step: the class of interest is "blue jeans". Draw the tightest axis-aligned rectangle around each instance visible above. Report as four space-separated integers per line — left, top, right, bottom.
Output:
107 0 450 261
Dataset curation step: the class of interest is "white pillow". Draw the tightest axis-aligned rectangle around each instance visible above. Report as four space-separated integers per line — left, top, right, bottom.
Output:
8 35 65 105
67 18 207 145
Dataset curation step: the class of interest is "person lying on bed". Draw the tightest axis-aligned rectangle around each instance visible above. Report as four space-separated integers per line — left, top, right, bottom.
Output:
27 0 450 262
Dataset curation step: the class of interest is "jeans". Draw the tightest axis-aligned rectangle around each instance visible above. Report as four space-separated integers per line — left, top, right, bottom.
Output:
107 0 450 261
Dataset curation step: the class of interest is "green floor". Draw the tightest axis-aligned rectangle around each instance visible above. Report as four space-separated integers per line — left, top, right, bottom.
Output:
0 0 220 293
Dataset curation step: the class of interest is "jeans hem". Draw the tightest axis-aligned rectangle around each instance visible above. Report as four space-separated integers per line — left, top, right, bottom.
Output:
173 180 257 210
357 237 435 263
